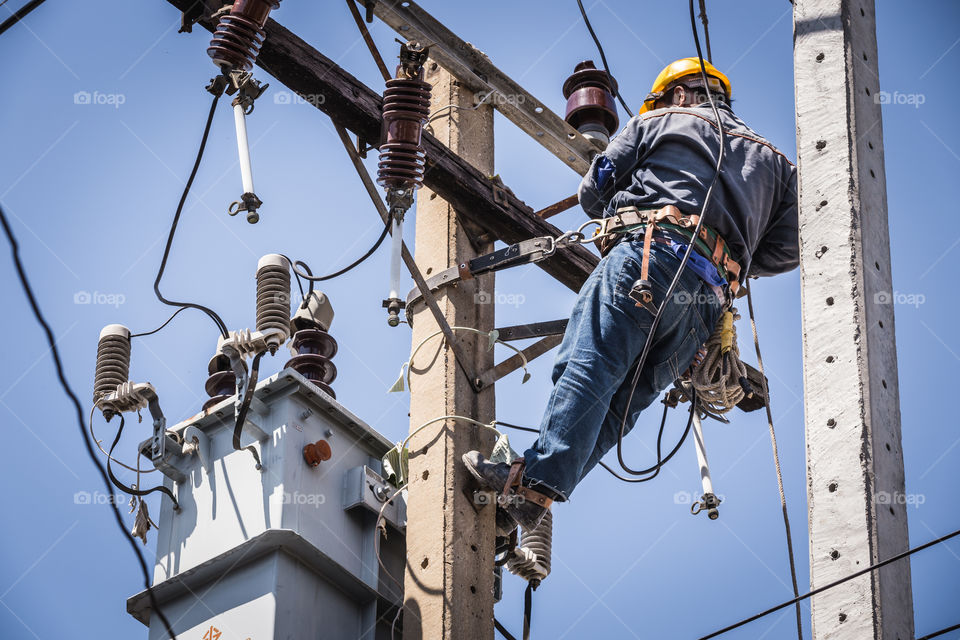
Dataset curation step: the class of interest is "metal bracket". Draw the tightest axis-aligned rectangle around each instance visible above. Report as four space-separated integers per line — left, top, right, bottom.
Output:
343 465 406 531
475 335 563 389
494 319 568 342
183 425 212 474
405 236 556 312
356 0 595 175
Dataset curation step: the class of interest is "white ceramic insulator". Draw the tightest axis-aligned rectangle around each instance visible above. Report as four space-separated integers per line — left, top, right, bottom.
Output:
234 102 255 195
388 215 404 300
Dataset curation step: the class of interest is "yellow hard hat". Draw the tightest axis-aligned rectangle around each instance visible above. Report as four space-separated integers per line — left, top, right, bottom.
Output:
638 57 732 114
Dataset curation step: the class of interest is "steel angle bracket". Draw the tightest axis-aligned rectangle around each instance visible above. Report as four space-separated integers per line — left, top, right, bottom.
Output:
356 0 595 175
405 236 556 313
475 334 564 389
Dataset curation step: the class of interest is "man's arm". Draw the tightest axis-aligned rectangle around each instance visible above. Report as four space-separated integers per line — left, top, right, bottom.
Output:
577 115 647 218
750 164 799 277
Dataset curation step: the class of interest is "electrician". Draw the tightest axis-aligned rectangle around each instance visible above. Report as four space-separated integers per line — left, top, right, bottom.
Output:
464 58 799 532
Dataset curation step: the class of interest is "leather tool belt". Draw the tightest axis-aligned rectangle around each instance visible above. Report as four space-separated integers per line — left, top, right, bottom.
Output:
598 205 742 295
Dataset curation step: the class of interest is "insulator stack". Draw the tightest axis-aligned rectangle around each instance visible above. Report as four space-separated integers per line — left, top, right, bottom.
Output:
94 324 131 406
377 67 432 190
203 352 238 412
507 510 553 584
256 254 291 349
284 329 339 398
207 0 281 71
562 60 619 146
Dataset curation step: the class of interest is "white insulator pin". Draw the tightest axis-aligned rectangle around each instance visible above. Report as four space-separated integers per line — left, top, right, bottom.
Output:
388 215 404 301
234 102 255 195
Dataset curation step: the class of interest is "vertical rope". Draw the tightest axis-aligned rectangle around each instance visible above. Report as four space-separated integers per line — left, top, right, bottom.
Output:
746 283 804 640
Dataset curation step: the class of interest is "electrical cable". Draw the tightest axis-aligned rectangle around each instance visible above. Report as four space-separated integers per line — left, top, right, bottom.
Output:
496 395 696 485
153 89 230 339
0 0 47 37
106 414 180 506
918 622 960 640
288 215 392 283
746 283 803 640
614 0 727 477
88 406 157 474
129 306 189 339
233 351 265 469
699 524 960 639
494 617 520 640
0 203 178 639
698 0 713 62
575 0 633 115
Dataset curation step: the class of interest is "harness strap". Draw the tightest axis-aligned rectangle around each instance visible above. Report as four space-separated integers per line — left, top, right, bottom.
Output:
503 459 554 509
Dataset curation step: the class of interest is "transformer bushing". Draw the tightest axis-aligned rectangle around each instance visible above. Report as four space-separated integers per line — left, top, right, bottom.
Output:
562 60 619 147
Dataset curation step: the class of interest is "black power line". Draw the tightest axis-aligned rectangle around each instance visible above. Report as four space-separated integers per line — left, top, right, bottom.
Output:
699 525 960 639
0 203 178 639
153 89 230 339
575 0 634 115
0 0 48 37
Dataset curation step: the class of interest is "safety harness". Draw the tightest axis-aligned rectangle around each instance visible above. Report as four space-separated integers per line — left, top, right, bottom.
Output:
597 204 742 296
502 458 554 509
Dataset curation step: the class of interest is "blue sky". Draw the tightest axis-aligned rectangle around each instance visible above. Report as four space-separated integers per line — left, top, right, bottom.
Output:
2 1 959 638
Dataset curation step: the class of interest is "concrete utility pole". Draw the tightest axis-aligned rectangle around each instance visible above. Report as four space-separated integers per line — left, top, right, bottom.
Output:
793 1 913 637
403 62 498 639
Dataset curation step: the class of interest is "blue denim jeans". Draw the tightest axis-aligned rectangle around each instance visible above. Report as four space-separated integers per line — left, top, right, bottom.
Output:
522 235 724 500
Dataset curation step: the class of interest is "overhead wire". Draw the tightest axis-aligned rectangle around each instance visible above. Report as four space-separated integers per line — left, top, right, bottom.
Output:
129 305 189 339
106 414 179 507
287 215 392 283
0 203 178 639
0 0 47 37
699 524 960 639
153 89 230 339
746 282 803 640
575 0 634 115
613 0 726 477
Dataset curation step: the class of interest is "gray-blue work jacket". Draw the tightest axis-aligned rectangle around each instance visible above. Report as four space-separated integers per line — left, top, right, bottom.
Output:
577 102 799 278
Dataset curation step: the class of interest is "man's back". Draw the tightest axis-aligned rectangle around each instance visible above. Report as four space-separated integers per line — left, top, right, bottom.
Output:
578 102 799 278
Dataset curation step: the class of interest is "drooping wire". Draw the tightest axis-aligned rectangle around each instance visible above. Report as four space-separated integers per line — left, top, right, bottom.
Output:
129 305 189 339
496 396 696 485
0 203 178 639
576 0 633 115
153 89 230 339
288 214 392 283
698 525 960 639
614 0 726 477
88 406 157 474
106 414 179 507
746 282 803 640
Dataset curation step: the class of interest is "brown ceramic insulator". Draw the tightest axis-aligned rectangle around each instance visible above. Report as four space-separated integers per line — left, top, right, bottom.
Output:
284 329 338 398
207 0 281 71
202 353 241 412
377 77 432 190
303 439 332 467
562 60 619 139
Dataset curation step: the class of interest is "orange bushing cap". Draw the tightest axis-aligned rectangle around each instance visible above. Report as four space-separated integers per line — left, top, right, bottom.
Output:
303 440 332 467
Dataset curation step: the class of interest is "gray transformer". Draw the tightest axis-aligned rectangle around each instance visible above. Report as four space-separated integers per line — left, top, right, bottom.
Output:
127 369 406 640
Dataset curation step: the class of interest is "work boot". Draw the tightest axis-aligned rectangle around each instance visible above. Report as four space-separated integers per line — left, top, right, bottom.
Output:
462 451 549 533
